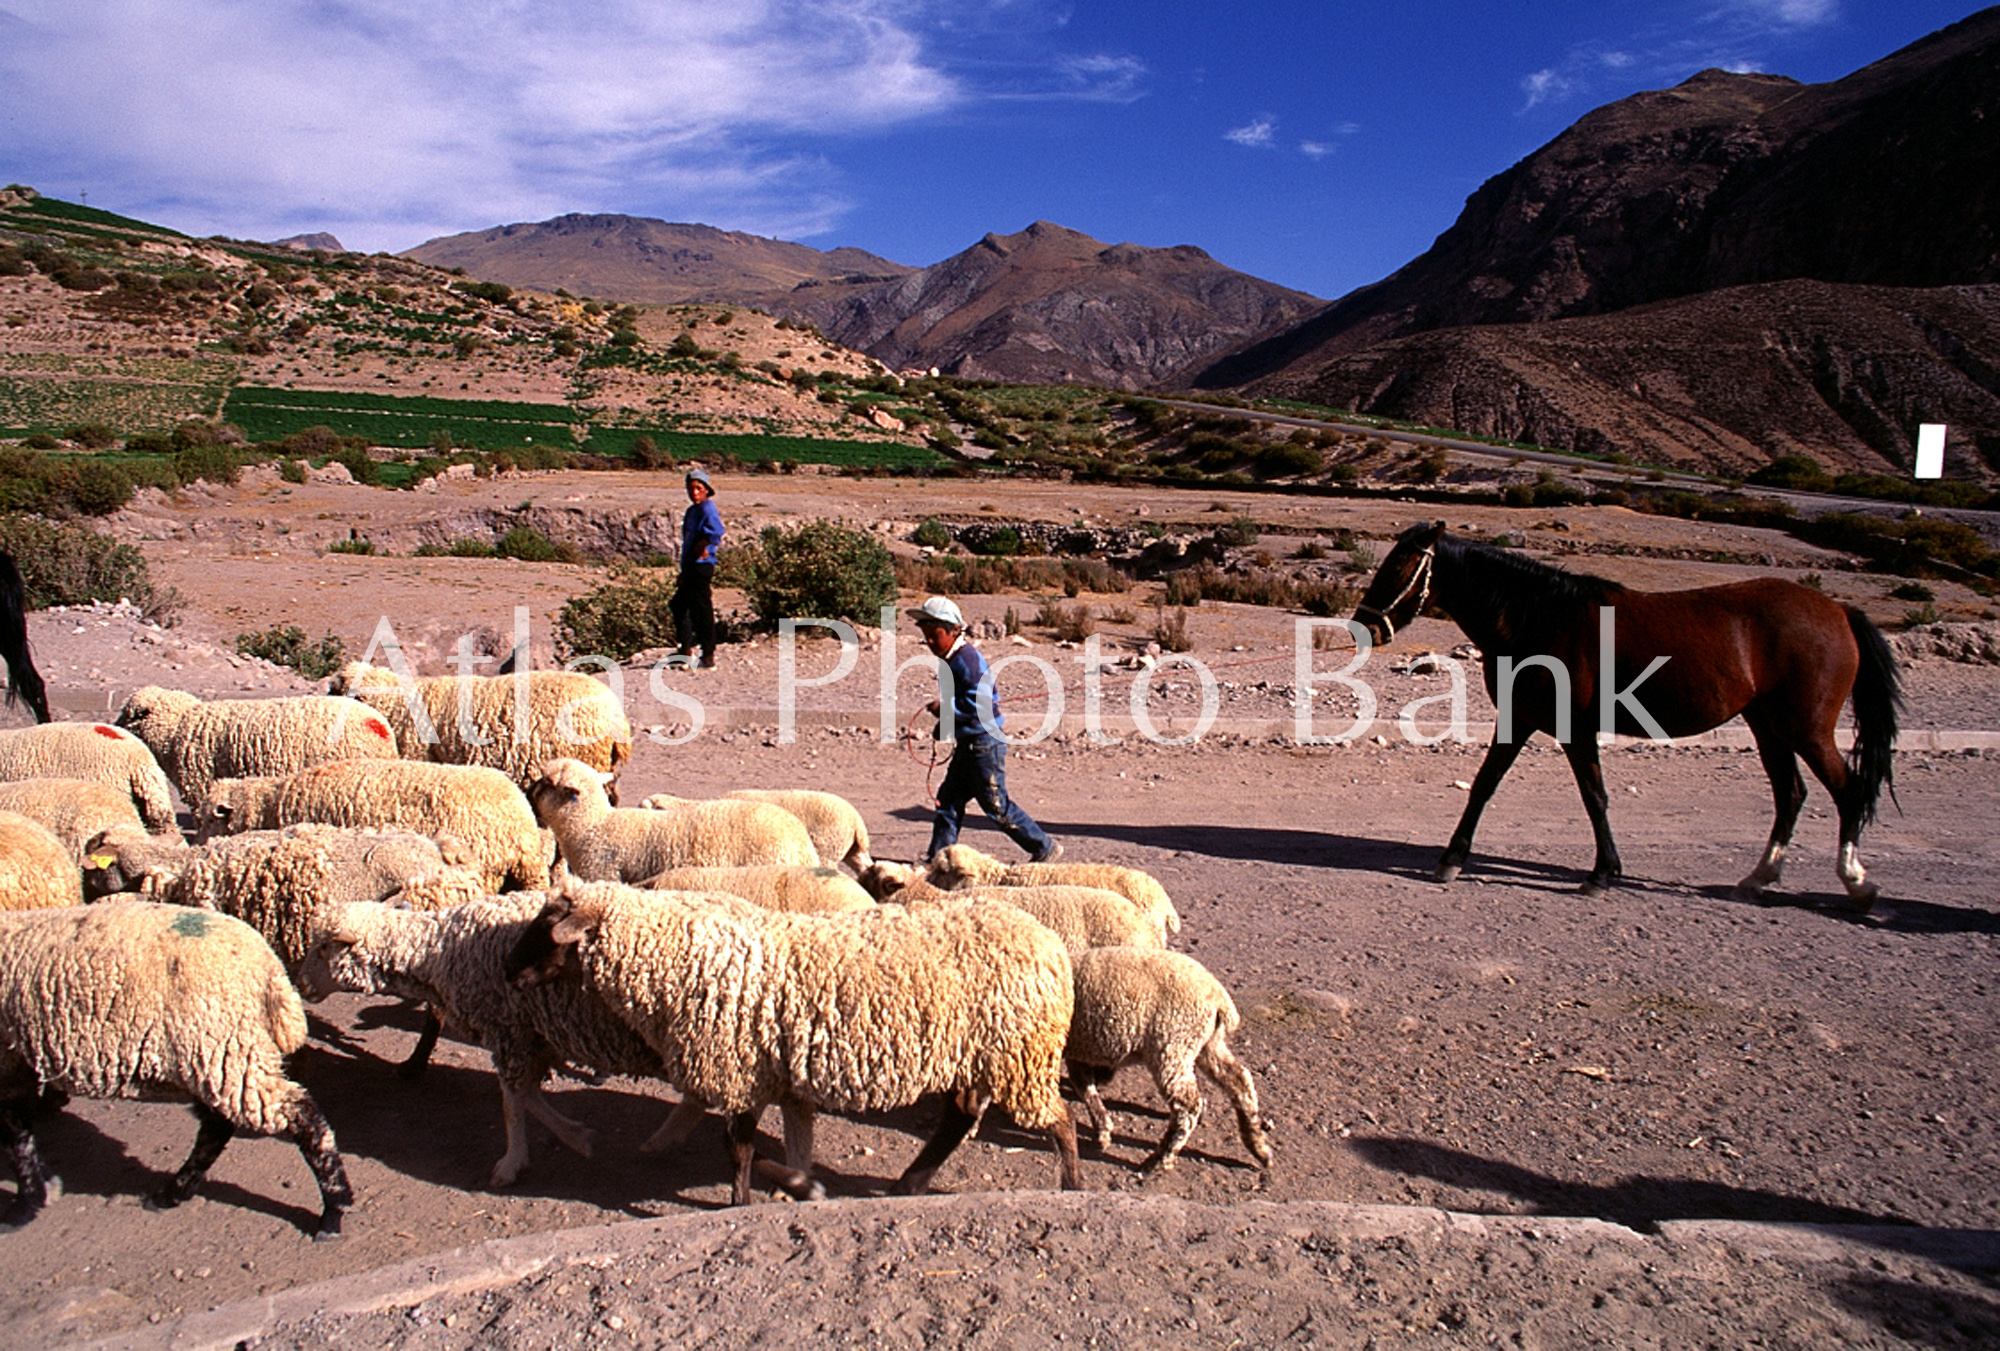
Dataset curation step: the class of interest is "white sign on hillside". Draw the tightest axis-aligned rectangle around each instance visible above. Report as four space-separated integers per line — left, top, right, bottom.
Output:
1915 423 1946 479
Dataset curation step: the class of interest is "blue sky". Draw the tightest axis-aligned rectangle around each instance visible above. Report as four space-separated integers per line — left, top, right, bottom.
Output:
0 1 1984 300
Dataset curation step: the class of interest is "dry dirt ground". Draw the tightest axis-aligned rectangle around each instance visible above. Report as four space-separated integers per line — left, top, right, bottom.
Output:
4 469 2000 1349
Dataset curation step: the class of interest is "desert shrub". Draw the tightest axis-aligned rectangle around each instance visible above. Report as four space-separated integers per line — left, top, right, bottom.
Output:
63 460 134 515
1294 540 1329 561
912 518 952 548
0 512 161 611
1152 605 1192 653
555 567 678 661
630 434 673 470
496 525 577 563
327 537 375 556
1036 600 1096 643
1889 581 1935 602
236 624 346 679
972 526 1022 557
64 423 117 450
741 519 896 628
1901 604 1943 629
174 442 241 487
1213 515 1259 547
1254 441 1321 478
1747 454 1830 492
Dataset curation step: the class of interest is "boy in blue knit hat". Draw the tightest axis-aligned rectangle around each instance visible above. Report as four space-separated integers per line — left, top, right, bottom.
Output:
912 596 1060 864
670 467 723 669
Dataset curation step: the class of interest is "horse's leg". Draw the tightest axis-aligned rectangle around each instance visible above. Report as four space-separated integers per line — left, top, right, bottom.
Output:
1736 712 1808 901
1794 735 1878 911
1558 737 1621 896
1438 738 1526 883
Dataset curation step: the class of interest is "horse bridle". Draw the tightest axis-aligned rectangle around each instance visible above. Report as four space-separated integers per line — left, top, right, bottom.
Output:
1353 543 1435 642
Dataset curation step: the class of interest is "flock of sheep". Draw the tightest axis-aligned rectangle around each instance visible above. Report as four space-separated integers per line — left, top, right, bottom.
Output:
0 660 1271 1241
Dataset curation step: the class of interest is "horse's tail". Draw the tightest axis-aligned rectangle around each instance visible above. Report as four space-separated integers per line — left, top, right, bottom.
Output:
1845 606 1901 826
0 552 51 724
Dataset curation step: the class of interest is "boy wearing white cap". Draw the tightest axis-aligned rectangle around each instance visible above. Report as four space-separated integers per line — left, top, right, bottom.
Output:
911 595 1060 864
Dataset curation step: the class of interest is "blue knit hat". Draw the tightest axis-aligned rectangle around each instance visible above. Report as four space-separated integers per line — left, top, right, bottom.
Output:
685 466 713 492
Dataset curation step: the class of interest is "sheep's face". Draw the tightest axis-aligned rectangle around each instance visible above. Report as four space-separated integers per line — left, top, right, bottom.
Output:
504 899 590 988
856 860 916 901
298 931 367 1002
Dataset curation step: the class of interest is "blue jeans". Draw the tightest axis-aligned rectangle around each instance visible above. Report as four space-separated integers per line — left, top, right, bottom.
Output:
927 735 1052 860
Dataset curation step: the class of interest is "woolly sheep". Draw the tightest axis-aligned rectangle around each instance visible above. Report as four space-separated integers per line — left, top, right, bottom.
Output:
329 661 633 803
0 776 148 865
1066 947 1271 1178
198 760 551 892
637 864 876 914
298 895 673 1186
83 822 487 973
926 843 1182 936
0 721 177 831
505 879 1082 1204
0 903 352 1238
720 789 873 870
535 760 816 882
0 811 83 909
116 685 401 807
858 863 1166 953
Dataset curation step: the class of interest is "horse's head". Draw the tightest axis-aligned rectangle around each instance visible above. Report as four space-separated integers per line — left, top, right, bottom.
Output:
1351 520 1445 644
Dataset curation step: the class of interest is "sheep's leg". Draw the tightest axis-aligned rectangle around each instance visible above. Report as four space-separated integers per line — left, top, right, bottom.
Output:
491 1081 536 1187
0 1097 50 1231
1046 1110 1082 1191
521 1085 597 1160
282 1097 352 1242
1072 1063 1114 1152
148 1102 233 1210
638 1095 711 1153
1137 1065 1203 1181
1198 1035 1273 1169
724 1110 762 1206
891 1094 981 1196
755 1100 825 1202
395 1007 443 1079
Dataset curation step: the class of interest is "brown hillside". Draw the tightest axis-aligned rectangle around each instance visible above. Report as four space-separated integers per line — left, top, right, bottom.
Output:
1249 280 2000 478
781 221 1323 390
1196 7 2000 386
402 215 912 304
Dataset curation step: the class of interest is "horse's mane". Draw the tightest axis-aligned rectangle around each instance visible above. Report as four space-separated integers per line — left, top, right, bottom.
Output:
1434 532 1624 621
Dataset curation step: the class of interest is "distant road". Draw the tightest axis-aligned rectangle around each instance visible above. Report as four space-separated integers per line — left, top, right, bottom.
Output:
1155 397 2000 526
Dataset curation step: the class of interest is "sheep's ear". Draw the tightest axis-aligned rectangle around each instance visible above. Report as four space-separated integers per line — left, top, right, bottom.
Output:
550 912 593 946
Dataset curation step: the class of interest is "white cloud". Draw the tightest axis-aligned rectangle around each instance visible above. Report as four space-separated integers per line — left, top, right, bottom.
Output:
0 0 960 252
1733 0 1838 27
1225 116 1277 148
1520 68 1572 110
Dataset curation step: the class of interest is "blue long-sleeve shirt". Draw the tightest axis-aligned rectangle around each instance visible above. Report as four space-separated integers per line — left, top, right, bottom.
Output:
937 637 1002 742
681 498 723 568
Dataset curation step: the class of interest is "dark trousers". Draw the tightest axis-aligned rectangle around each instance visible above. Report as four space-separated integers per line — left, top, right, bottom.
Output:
670 562 716 659
927 735 1051 860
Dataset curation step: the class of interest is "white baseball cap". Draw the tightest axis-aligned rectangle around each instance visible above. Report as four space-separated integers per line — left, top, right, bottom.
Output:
908 596 964 628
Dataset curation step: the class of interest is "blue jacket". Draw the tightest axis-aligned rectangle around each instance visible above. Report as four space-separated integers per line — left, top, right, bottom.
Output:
681 498 723 568
938 638 1002 742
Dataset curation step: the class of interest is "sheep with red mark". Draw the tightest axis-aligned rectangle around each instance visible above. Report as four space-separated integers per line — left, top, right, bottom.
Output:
0 721 177 831
115 685 400 807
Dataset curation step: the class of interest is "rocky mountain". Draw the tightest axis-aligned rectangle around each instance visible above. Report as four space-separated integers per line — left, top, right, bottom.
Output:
771 221 1323 390
1250 280 2000 476
1187 7 2000 477
402 215 912 303
1197 8 2000 385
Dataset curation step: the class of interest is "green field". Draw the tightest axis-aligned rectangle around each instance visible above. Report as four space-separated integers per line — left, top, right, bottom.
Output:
222 387 948 468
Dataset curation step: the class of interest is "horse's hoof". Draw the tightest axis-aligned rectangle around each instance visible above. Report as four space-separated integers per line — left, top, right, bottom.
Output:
1734 881 1768 904
1578 881 1608 899
1435 863 1461 885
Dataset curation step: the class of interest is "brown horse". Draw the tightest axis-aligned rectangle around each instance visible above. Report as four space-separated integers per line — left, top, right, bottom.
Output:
1351 522 1901 907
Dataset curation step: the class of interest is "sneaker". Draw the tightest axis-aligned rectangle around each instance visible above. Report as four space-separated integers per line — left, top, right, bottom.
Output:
697 652 718 669
1031 841 1063 865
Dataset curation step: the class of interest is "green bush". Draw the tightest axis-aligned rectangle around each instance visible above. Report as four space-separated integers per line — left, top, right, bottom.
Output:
1213 515 1259 547
1889 581 1935 602
496 524 575 563
0 512 162 611
236 624 346 679
327 537 376 555
912 518 952 548
64 423 117 449
556 567 679 661
175 442 241 486
742 519 896 628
